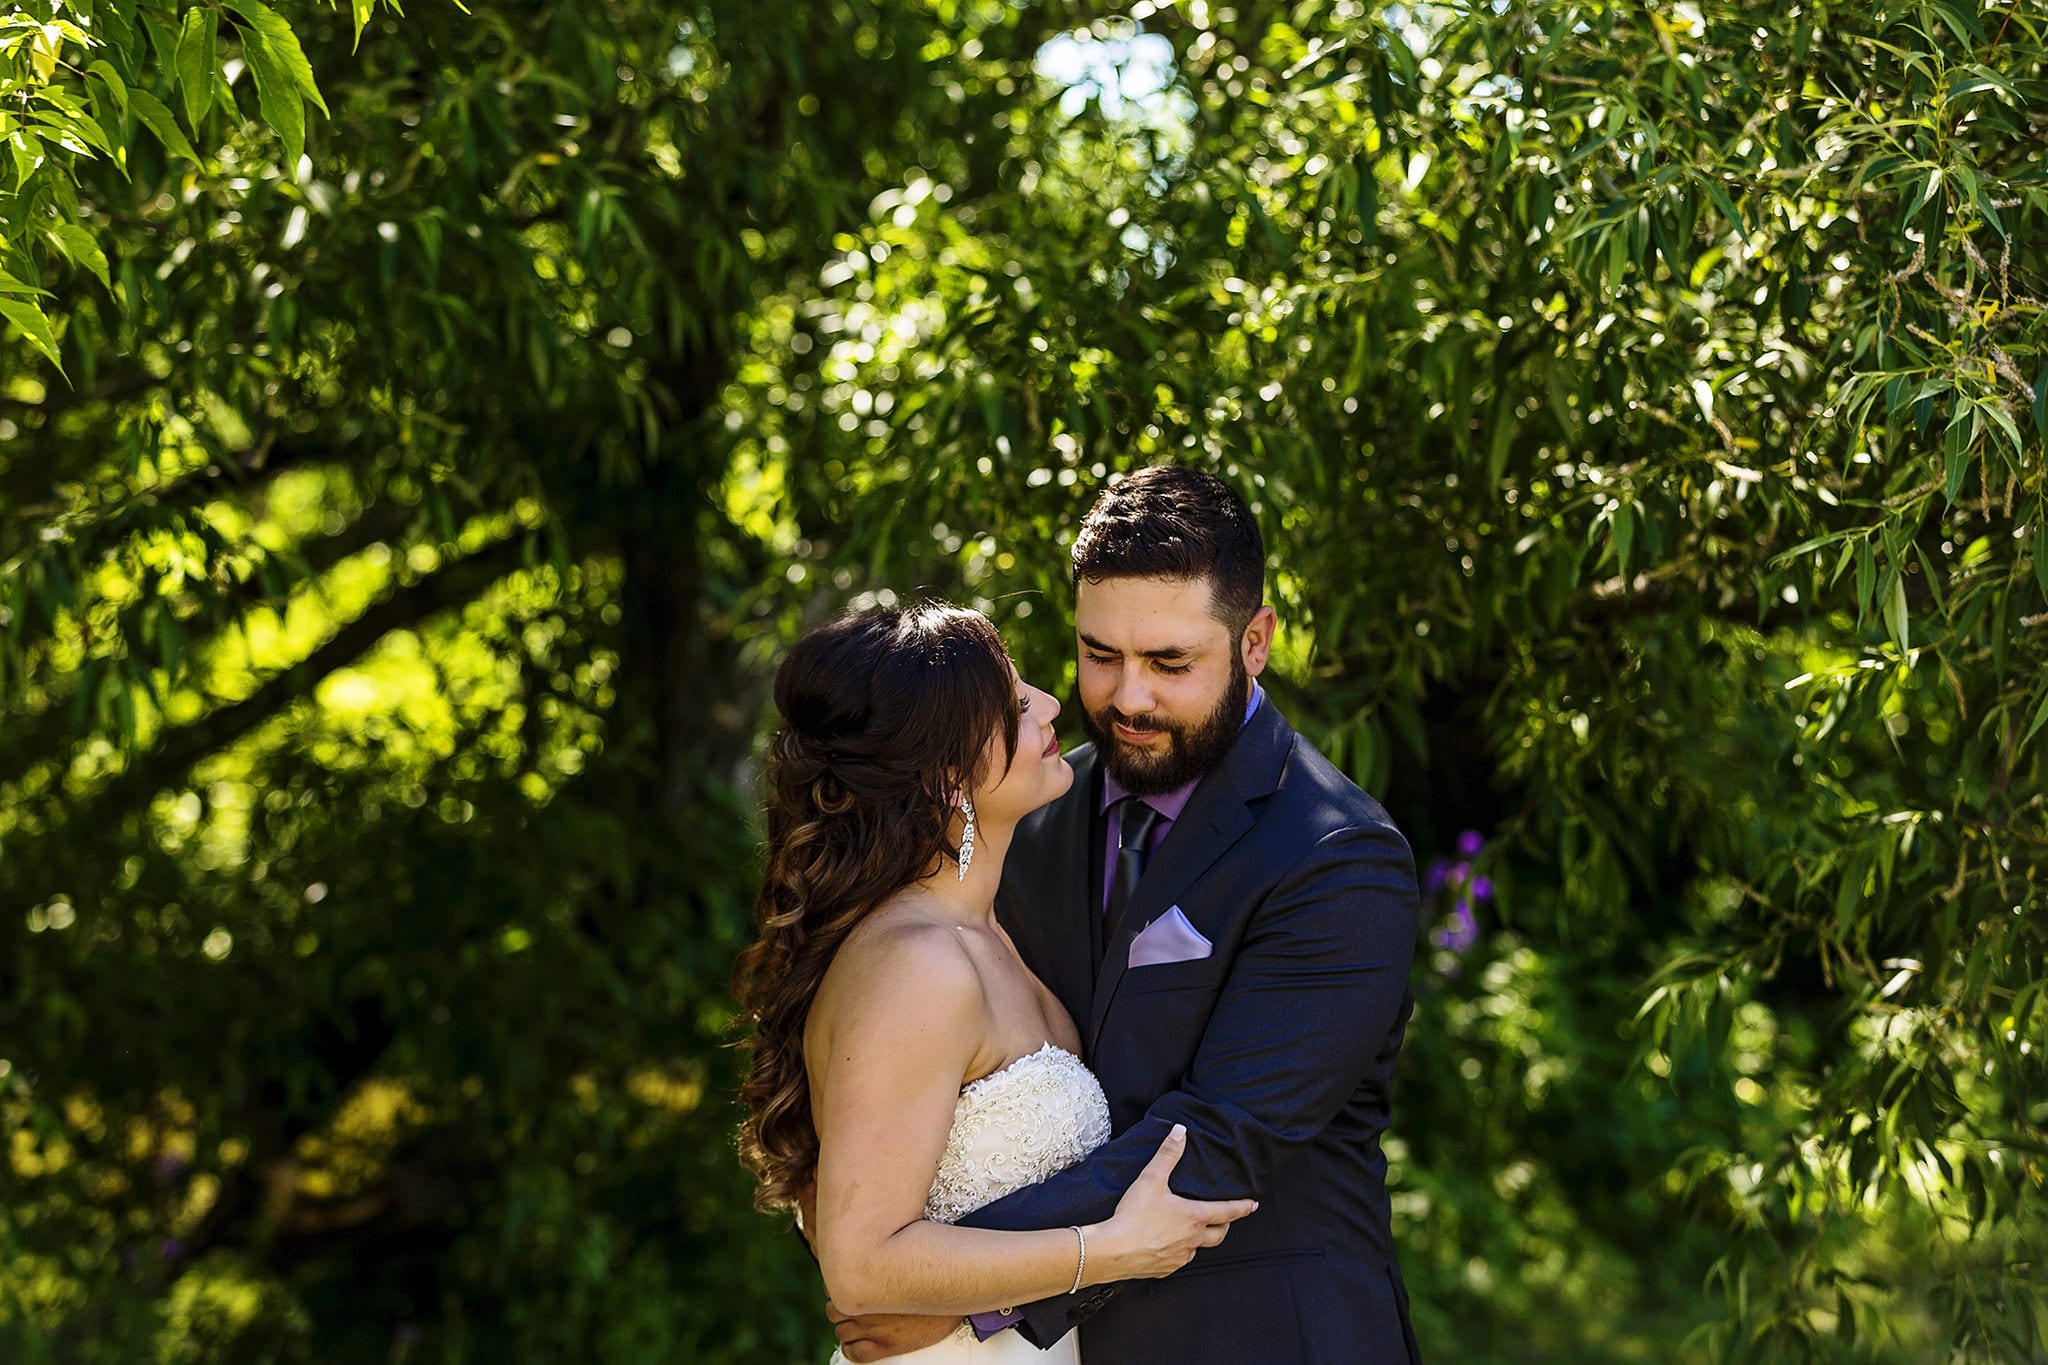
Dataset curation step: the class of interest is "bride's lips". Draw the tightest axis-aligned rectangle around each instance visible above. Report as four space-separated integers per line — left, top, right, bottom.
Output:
1043 733 1061 758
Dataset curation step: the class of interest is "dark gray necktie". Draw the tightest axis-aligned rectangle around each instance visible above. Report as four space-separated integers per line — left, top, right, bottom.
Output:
1104 797 1164 950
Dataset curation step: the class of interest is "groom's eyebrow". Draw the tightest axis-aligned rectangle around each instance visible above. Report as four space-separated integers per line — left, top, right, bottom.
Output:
1080 632 1197 660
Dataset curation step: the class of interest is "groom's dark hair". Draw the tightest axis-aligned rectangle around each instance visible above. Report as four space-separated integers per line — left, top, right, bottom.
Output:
1071 464 1266 630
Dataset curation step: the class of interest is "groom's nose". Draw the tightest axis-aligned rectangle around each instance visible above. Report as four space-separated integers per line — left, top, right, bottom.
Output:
1112 667 1157 717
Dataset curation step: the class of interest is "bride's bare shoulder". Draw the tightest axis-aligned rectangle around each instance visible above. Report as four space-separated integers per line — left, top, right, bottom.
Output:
812 901 989 1043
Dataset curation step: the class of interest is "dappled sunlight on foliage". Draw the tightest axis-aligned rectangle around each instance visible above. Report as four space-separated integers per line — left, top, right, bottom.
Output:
3 0 2045 1359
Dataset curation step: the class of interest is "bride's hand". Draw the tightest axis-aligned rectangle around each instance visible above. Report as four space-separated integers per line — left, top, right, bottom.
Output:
1088 1124 1258 1282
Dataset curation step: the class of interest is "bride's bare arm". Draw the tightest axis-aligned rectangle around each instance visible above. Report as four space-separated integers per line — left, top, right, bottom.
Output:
808 923 1097 1317
806 922 1252 1319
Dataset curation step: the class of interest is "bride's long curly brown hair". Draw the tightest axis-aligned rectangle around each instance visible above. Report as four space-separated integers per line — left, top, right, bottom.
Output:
733 604 1019 1213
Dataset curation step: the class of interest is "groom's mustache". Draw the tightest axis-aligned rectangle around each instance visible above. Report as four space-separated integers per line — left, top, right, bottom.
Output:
1103 709 1173 735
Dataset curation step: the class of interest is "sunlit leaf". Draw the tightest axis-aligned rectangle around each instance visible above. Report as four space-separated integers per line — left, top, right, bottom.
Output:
126 86 200 163
176 7 217 131
46 223 110 291
0 294 63 371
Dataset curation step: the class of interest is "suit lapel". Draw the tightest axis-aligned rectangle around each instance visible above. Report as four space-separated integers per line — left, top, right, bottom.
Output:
1085 702 1296 1055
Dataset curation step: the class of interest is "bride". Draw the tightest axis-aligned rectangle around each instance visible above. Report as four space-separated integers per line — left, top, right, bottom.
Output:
734 604 1256 1363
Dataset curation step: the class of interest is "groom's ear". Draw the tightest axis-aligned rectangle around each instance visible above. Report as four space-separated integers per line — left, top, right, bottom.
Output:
1240 605 1277 677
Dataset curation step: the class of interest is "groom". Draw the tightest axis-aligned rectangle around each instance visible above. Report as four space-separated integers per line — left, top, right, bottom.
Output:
834 465 1423 1364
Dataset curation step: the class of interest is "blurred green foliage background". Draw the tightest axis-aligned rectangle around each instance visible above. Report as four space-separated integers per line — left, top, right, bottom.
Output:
2 0 2044 1360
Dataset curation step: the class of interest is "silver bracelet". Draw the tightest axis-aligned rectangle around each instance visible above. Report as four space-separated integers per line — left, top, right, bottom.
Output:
1068 1225 1087 1294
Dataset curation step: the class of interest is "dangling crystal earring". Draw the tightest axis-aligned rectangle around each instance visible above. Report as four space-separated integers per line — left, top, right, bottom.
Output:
957 796 976 880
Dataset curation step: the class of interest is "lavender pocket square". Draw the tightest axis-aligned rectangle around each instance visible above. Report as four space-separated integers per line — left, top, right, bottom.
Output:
1128 905 1214 969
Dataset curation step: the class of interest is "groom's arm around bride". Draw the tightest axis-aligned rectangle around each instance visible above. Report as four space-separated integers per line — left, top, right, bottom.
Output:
965 765 1421 1362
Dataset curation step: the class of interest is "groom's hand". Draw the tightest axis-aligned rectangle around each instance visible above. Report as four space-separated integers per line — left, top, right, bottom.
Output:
825 1302 962 1362
807 1182 960 1360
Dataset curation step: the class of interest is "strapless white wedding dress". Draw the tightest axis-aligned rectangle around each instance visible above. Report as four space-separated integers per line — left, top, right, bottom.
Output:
828 1043 1110 1365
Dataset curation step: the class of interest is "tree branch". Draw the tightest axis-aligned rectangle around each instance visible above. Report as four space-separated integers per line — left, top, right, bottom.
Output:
0 531 538 921
1 436 344 570
1567 574 1817 637
0 498 432 782
0 368 165 418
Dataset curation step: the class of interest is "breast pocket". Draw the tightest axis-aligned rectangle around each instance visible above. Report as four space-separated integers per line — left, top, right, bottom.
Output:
1120 958 1228 994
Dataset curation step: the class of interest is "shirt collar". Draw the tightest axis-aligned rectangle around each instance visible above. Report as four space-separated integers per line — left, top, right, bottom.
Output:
1098 680 1264 820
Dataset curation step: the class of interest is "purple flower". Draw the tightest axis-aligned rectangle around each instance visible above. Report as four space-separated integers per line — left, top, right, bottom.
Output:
1431 901 1479 955
1423 860 1448 896
159 1238 182 1261
1457 829 1484 858
1470 876 1493 901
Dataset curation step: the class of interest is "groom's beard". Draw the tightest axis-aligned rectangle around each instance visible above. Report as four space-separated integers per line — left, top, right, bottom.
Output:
1082 655 1249 797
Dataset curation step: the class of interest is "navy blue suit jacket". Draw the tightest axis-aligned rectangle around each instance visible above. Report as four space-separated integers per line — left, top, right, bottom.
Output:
959 698 1423 1364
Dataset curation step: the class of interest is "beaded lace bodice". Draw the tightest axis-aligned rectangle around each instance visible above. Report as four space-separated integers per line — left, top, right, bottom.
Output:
924 1043 1111 1225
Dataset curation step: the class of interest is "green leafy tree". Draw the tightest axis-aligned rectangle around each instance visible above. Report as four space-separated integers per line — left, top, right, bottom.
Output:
4 0 2044 1360
0 0 356 369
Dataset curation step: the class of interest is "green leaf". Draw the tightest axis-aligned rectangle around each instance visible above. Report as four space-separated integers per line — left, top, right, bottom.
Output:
177 7 217 131
1829 538 1857 589
47 224 110 291
351 0 376 51
9 127 42 188
1885 571 1910 654
1856 539 1876 622
1974 188 2006 237
1943 403 1972 504
224 0 330 112
46 100 120 160
1928 0 1984 46
224 0 329 168
238 36 307 168
1698 176 1744 234
1770 528 1859 568
1906 166 1942 218
1950 63 2020 100
1835 849 1867 925
131 11 177 76
0 296 64 373
2023 679 2048 746
84 60 129 126
1486 390 1513 488
1912 543 1946 612
127 87 200 164
1979 399 2024 459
